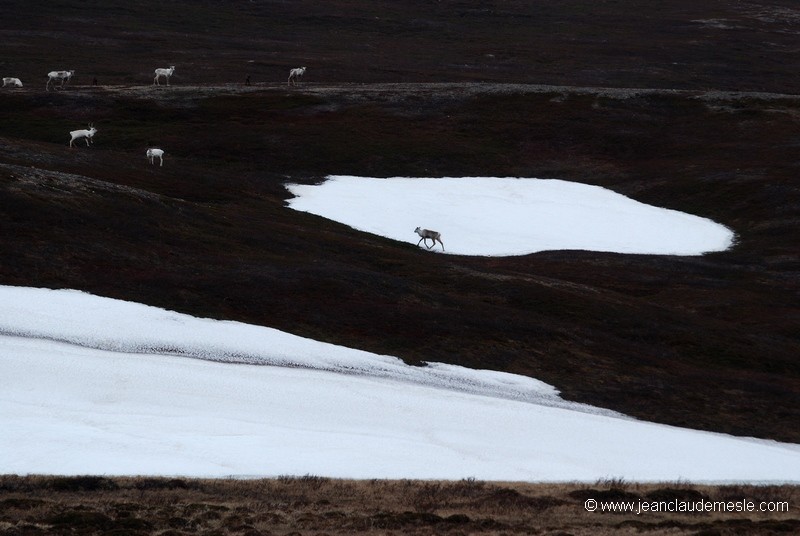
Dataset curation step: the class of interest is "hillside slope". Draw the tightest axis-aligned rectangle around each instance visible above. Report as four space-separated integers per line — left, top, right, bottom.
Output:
0 0 798 442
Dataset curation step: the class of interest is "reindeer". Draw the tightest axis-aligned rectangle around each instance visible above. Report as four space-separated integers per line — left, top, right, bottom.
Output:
414 227 444 251
2 77 22 88
46 70 74 91
69 124 97 147
153 66 175 86
288 66 306 86
146 148 165 166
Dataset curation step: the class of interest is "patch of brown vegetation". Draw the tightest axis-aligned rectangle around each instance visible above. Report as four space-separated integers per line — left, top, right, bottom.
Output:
0 476 797 535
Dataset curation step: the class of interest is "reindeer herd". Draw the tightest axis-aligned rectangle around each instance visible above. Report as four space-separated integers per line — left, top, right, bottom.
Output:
3 64 445 251
2 64 311 167
2 65 311 92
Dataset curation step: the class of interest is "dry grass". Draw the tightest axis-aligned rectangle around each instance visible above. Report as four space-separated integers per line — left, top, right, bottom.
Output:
0 476 797 535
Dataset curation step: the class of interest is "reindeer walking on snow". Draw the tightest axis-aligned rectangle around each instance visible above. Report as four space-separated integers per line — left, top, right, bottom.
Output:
414 227 444 251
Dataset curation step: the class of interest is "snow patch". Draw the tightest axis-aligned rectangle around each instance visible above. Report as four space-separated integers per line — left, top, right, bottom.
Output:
2 285 799 481
286 176 734 256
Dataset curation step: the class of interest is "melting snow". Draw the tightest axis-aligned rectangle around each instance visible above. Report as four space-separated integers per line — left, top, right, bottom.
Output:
2 286 798 481
286 176 734 256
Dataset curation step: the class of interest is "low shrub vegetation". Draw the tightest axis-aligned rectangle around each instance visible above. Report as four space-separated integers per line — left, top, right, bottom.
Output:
0 476 797 534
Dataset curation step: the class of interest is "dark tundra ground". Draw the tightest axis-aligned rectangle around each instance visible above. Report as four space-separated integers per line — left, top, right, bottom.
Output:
0 0 799 453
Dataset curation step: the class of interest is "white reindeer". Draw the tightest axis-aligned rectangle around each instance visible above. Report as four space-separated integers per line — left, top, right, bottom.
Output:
288 66 306 86
153 66 175 86
414 227 444 251
2 77 22 88
46 70 74 91
146 148 165 166
69 124 97 147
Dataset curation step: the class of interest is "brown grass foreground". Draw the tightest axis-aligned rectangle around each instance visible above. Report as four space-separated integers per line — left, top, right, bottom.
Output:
0 475 797 535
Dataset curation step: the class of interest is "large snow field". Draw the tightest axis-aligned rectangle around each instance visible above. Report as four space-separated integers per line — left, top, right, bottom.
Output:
286 176 735 256
2 286 799 481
